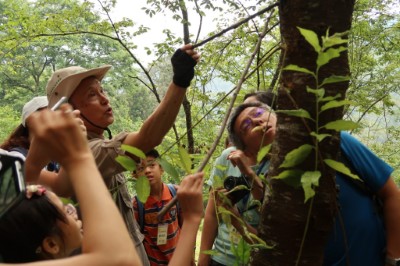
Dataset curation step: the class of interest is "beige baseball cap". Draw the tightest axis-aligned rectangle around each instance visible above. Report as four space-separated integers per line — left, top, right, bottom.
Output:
21 96 48 127
46 65 112 108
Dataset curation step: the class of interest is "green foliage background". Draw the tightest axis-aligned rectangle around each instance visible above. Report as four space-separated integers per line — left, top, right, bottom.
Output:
0 0 398 184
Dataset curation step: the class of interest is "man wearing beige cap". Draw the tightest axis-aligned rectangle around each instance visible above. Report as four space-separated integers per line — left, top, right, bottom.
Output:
42 44 199 265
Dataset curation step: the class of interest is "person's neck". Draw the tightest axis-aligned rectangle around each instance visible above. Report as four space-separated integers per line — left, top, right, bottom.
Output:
244 151 257 165
150 182 163 200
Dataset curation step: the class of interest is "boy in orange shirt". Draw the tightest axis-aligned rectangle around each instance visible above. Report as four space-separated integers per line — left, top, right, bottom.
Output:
133 149 181 265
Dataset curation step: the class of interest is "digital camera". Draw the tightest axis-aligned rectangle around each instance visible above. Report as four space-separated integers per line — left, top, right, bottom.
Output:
223 175 250 204
0 152 25 218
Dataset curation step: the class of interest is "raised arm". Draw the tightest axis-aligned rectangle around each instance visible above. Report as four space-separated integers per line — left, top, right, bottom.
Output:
15 104 140 266
123 44 200 152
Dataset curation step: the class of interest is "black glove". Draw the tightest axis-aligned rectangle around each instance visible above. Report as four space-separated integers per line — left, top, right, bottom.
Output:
171 48 197 88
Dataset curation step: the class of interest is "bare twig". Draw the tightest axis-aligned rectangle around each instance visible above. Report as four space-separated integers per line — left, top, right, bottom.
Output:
158 20 273 221
192 2 278 48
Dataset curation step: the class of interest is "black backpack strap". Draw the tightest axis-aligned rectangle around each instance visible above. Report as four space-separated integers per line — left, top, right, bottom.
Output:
135 196 145 233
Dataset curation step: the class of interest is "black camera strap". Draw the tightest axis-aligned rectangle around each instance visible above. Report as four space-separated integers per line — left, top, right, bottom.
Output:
240 160 269 213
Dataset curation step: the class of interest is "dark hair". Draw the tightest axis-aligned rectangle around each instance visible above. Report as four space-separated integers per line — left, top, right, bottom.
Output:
0 124 30 151
0 194 68 263
146 149 160 159
244 91 277 111
227 102 271 150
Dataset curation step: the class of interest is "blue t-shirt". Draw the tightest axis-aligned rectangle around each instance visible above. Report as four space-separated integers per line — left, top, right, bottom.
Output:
324 132 394 265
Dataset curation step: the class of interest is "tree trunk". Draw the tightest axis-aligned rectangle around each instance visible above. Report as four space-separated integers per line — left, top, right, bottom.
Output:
252 1 355 265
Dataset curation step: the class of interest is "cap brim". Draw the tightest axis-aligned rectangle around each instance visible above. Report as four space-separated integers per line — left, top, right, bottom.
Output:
48 65 112 108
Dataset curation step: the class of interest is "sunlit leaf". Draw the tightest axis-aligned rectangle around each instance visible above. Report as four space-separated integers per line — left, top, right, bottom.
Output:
310 132 331 142
257 144 271 163
297 27 321 52
178 146 192 174
321 75 350 86
158 158 180 180
275 109 313 120
324 159 360 180
301 171 321 202
321 100 352 112
317 46 347 67
115 155 137 171
307 87 325 98
280 144 314 168
121 144 146 159
272 169 303 188
322 120 359 131
283 64 315 76
136 175 150 203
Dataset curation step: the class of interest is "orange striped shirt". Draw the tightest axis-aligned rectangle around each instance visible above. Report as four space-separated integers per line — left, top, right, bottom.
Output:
133 183 181 266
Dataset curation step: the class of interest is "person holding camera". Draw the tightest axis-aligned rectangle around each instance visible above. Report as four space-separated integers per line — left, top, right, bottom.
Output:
199 99 277 266
0 104 140 265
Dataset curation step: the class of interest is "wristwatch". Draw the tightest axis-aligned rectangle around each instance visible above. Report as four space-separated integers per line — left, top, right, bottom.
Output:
386 257 400 266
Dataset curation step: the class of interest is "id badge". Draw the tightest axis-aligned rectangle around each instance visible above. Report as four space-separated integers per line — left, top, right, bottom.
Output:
157 224 168 245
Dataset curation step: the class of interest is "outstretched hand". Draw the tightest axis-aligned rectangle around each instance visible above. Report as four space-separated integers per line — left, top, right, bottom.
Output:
26 104 91 171
171 44 200 88
177 172 204 223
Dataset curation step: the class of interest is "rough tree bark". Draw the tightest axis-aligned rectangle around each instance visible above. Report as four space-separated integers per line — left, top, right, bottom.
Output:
252 0 355 265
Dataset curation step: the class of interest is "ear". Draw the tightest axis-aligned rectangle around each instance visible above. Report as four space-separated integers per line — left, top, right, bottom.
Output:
42 236 61 255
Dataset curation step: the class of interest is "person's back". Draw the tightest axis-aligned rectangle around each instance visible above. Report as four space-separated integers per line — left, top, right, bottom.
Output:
132 149 181 265
324 131 392 265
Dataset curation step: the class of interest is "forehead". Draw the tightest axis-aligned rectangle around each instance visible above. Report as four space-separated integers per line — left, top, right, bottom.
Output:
235 107 259 123
70 77 101 100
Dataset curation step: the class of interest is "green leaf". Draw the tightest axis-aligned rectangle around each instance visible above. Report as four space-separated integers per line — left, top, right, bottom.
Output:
319 93 342 102
306 87 325 98
317 46 347 67
121 144 146 159
310 132 331 142
275 109 313 120
280 144 314 168
324 159 361 180
297 27 321 52
136 175 150 203
321 100 352 112
235 238 251 264
272 169 303 188
115 155 137 171
283 64 315 76
158 158 180 180
178 146 192 174
322 120 359 131
257 144 271 163
301 171 321 202
322 32 348 49
321 75 350 86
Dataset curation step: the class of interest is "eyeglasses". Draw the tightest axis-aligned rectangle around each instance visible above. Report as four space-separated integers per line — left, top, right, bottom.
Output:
0 154 25 219
64 203 77 216
240 108 266 134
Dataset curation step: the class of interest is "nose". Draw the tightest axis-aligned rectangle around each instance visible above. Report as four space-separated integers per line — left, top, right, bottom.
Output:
99 92 109 105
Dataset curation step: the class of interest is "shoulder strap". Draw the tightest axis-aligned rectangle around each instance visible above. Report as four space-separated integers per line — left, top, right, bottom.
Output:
340 149 372 196
167 184 182 227
135 196 145 233
167 184 177 197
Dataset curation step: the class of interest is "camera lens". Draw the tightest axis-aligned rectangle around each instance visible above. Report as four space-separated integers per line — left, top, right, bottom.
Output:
223 176 236 191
